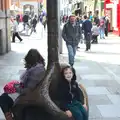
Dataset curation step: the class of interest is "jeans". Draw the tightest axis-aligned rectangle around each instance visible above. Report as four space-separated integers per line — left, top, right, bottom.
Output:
12 32 22 42
67 100 88 120
84 32 91 51
66 44 77 66
99 27 105 39
0 93 14 113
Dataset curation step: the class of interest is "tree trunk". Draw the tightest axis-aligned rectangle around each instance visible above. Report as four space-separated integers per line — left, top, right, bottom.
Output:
94 0 98 12
12 0 70 120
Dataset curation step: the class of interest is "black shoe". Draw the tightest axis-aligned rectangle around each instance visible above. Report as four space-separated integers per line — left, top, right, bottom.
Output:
12 41 15 43
20 39 23 42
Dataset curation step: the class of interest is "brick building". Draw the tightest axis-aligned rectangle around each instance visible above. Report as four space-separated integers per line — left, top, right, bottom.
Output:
0 0 11 54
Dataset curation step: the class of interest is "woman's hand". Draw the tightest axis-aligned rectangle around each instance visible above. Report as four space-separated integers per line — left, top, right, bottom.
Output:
65 110 72 118
14 83 21 93
83 104 88 111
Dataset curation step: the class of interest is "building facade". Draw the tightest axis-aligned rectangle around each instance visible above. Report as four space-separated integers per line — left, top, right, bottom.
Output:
104 0 120 35
0 0 11 54
60 0 72 16
71 0 84 16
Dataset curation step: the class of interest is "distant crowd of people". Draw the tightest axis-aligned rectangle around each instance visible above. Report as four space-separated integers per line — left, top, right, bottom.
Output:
10 12 47 43
62 14 109 66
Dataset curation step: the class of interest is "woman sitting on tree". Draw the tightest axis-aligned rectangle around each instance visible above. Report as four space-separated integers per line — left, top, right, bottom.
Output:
0 49 45 120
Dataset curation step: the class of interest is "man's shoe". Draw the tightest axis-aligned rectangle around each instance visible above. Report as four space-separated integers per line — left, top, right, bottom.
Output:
20 39 23 42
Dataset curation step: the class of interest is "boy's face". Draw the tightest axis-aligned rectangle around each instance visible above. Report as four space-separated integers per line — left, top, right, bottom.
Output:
64 68 73 82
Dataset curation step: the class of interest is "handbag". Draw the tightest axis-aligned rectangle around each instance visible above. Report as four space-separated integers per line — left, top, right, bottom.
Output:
3 80 24 94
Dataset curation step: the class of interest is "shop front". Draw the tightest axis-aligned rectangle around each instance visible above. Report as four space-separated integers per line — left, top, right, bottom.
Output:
104 0 120 36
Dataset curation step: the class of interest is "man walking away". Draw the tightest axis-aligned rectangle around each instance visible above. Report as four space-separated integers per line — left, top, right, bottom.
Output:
30 15 37 35
62 15 81 66
82 15 92 51
12 17 23 43
23 13 29 30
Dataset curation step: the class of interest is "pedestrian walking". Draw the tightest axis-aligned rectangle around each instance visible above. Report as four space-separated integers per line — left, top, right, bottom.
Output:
105 16 109 37
99 17 105 39
94 16 100 27
76 17 82 49
30 15 38 35
91 22 99 44
22 13 29 30
82 15 92 51
12 17 23 43
62 15 81 66
42 15 47 29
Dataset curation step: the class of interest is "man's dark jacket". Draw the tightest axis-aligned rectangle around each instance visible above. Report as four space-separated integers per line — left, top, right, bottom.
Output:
82 20 92 33
23 15 29 23
62 21 81 46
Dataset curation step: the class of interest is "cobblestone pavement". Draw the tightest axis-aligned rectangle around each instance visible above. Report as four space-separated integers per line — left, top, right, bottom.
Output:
0 26 120 120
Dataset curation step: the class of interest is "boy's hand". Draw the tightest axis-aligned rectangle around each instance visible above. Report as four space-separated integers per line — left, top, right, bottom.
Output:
65 110 72 118
83 104 88 111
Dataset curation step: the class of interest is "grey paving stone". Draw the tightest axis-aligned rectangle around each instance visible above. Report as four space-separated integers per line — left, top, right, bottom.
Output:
107 95 120 104
89 105 102 119
97 105 120 117
106 86 120 95
75 66 90 75
86 87 110 95
90 117 120 120
80 74 113 81
115 76 120 85
95 80 120 88
88 95 112 105
10 74 20 81
0 108 5 120
0 74 11 83
78 79 96 87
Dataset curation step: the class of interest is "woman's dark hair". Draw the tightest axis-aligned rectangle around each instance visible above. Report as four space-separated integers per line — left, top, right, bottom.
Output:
61 65 76 82
24 49 45 68
84 15 87 19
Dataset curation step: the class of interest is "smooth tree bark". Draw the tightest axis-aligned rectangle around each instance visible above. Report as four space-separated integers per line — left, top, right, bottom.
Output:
94 0 98 12
12 0 70 120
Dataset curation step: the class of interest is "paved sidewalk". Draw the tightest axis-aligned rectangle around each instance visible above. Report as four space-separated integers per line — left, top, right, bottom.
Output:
0 33 120 120
62 35 120 120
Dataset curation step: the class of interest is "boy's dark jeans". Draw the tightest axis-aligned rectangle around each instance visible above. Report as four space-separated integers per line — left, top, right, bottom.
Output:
67 100 88 120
